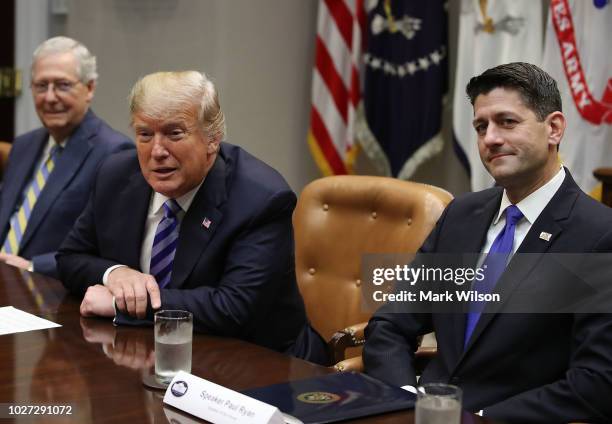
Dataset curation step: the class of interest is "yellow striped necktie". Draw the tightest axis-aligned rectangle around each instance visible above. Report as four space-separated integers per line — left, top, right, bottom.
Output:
2 144 62 254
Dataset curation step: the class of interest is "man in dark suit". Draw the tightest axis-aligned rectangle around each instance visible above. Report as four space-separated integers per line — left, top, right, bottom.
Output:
0 36 133 278
364 63 612 422
57 71 327 363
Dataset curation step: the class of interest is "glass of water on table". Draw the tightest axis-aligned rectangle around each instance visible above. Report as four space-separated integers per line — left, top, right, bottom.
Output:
154 310 193 384
415 383 462 424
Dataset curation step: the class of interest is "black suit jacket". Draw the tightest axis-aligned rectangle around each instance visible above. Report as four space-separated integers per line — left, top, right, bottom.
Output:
57 143 327 363
0 110 133 277
364 170 612 423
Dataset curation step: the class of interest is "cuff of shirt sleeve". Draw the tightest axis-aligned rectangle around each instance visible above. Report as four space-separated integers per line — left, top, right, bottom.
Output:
401 385 417 394
103 264 127 286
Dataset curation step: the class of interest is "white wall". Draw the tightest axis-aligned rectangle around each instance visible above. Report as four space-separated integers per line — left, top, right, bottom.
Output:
15 0 50 136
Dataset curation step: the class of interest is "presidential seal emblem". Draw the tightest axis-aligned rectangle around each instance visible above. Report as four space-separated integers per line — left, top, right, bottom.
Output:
170 381 188 397
296 391 341 404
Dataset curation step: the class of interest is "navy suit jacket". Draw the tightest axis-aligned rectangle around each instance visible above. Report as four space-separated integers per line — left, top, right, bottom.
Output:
364 170 612 423
0 110 133 278
57 143 327 363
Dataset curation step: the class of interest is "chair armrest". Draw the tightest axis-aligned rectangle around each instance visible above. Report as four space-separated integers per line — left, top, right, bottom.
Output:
330 331 437 375
329 321 368 363
333 356 364 373
332 345 437 375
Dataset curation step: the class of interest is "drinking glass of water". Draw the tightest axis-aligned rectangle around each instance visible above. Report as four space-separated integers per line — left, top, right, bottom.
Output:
154 310 193 384
415 383 462 424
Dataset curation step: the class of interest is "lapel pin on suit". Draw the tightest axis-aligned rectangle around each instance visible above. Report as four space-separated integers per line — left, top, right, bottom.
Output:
202 217 212 229
539 232 552 242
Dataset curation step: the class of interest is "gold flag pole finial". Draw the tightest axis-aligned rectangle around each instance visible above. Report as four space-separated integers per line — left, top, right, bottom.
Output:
478 0 495 33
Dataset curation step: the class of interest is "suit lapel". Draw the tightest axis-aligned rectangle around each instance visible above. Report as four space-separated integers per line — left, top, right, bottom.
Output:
114 169 152 270
19 111 98 250
446 190 502 360
168 155 227 288
459 171 576 358
0 131 47 239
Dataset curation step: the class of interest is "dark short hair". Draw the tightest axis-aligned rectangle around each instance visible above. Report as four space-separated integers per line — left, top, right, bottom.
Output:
466 62 562 121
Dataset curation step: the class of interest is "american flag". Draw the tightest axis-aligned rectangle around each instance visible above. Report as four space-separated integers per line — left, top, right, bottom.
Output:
308 0 366 175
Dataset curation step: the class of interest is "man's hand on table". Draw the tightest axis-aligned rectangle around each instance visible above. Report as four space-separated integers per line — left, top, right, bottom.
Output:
0 252 32 271
80 284 115 317
106 267 161 319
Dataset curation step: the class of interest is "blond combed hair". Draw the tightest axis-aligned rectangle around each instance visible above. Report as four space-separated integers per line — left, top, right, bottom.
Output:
128 71 226 142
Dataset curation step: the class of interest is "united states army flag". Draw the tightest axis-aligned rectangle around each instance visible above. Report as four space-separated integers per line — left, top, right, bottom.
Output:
542 0 612 193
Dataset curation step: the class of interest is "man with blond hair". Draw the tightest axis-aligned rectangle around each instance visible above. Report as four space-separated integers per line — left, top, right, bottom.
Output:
0 36 133 277
57 71 327 363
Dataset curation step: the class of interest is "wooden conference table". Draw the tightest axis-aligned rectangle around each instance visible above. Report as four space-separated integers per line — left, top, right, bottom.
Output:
0 263 495 423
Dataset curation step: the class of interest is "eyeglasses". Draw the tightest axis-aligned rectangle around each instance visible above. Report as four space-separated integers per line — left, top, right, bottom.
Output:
31 80 81 94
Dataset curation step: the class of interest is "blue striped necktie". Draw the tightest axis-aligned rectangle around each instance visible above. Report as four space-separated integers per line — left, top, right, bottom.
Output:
150 199 181 288
464 205 524 348
2 144 62 254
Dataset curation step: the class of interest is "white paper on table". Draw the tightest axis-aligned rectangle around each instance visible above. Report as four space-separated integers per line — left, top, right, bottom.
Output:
0 306 61 335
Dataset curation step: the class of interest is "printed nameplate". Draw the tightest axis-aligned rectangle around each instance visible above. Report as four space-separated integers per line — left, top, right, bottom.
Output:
163 371 284 424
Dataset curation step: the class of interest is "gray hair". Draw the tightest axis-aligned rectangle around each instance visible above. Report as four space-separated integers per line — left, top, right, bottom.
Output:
32 36 98 83
128 71 226 142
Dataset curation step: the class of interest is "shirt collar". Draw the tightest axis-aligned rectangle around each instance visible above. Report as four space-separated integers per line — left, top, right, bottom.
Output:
48 134 68 150
151 178 206 215
493 167 565 225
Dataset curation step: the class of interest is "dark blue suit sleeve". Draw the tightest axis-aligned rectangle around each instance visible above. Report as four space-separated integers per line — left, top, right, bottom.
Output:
362 204 451 387
57 182 123 297
31 253 58 278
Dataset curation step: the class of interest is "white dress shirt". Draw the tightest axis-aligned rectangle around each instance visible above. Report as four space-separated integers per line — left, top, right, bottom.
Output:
481 167 565 256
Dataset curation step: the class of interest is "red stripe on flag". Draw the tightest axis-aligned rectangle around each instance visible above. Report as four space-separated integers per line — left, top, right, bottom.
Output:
310 107 348 174
315 36 349 123
356 0 367 51
324 0 353 49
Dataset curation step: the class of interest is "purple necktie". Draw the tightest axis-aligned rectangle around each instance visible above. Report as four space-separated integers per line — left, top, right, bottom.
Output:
464 205 524 348
150 199 181 288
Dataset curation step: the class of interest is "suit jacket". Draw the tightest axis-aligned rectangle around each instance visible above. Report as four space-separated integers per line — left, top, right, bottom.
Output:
364 170 612 423
0 110 133 278
57 143 327 363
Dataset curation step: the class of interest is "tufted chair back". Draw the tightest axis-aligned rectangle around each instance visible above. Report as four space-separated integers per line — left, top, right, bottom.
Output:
294 175 453 360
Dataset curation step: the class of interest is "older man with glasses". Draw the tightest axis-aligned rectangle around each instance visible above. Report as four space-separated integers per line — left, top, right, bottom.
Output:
0 36 133 278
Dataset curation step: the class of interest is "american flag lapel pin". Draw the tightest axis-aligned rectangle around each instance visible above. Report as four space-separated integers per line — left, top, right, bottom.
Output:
539 232 552 242
202 217 212 229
